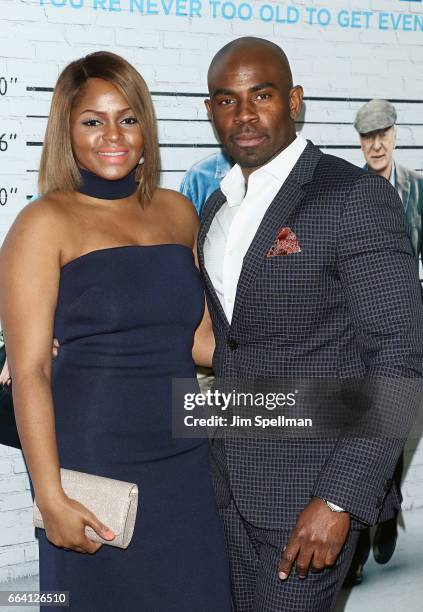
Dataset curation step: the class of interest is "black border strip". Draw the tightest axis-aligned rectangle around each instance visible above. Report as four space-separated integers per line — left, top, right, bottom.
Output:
24 167 423 178
26 142 423 150
25 87 423 104
24 115 423 127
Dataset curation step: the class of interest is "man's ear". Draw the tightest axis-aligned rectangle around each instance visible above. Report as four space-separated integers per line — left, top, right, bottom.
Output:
289 85 303 121
205 98 213 122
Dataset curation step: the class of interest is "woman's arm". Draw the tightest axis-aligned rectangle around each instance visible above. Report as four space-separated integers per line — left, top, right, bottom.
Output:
0 340 61 385
192 299 215 368
160 188 216 368
0 201 113 553
192 231 215 367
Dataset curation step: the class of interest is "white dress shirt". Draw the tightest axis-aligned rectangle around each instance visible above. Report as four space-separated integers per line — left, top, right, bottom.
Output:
204 134 308 323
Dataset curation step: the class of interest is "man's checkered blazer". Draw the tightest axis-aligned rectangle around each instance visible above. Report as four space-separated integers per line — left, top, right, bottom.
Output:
198 140 423 530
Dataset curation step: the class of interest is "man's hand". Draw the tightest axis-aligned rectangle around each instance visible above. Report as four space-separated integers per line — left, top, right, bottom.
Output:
0 358 11 386
279 497 350 581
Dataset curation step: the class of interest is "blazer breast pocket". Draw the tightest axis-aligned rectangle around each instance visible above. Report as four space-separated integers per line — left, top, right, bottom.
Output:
260 251 323 295
246 253 334 340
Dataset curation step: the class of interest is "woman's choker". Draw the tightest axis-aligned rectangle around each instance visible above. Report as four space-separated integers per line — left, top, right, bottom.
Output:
78 167 138 200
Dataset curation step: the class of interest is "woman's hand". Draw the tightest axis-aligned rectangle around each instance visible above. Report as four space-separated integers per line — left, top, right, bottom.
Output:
39 493 115 554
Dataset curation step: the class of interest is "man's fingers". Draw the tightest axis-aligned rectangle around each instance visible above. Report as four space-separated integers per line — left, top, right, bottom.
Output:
52 338 60 359
279 540 300 580
294 546 314 580
52 338 59 358
310 549 327 573
0 360 11 385
324 544 342 568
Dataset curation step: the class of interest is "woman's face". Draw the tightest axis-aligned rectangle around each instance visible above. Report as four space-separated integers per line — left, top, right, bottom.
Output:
70 77 144 181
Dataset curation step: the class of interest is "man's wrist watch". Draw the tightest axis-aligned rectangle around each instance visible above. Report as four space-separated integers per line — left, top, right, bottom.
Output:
321 499 346 513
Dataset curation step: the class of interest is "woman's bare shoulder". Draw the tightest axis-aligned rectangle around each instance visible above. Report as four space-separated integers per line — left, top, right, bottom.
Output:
14 192 69 224
2 193 71 253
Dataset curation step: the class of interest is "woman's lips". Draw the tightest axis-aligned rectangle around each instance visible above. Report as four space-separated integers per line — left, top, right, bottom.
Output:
97 150 129 163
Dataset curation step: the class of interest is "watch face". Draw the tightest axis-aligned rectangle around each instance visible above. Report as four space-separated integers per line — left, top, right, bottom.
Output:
326 501 344 512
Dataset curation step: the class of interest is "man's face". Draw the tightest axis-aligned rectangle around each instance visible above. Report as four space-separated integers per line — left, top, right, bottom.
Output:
359 126 396 175
205 48 303 176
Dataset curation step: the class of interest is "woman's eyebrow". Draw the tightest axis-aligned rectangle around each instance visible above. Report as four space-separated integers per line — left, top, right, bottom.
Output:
78 107 132 115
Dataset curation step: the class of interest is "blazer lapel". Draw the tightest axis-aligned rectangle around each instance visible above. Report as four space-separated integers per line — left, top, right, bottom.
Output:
198 189 230 329
231 141 323 324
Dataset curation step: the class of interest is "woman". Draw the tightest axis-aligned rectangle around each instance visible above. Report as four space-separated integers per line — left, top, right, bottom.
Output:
0 52 231 611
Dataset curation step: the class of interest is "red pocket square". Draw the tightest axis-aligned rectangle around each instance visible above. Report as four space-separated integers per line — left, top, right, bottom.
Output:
266 227 301 258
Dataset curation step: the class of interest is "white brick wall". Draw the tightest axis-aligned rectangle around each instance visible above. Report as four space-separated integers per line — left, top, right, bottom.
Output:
0 446 36 580
1 0 422 580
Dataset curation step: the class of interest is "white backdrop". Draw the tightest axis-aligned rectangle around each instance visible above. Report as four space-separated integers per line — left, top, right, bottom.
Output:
0 0 422 582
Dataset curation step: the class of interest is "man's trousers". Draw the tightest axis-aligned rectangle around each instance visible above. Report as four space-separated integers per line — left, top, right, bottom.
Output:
220 498 360 612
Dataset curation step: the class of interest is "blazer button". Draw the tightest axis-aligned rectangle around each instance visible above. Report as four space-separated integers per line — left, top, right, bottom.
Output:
227 337 238 350
384 478 393 492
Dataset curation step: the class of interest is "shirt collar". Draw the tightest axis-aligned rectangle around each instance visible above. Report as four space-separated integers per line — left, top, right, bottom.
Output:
390 160 396 189
220 134 307 207
254 133 307 182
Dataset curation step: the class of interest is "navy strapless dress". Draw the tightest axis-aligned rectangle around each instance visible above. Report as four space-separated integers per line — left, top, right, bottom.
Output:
38 244 231 611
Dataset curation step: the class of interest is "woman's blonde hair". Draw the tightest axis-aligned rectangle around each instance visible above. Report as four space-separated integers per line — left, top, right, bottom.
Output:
38 51 160 204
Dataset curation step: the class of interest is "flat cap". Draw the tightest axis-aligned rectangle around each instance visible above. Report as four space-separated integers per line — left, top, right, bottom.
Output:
354 99 397 134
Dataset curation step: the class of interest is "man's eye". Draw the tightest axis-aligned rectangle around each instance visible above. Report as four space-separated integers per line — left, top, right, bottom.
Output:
122 117 138 125
82 119 101 127
256 93 271 101
219 99 235 106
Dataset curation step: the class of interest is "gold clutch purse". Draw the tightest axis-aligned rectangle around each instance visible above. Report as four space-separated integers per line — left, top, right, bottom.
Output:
33 468 139 549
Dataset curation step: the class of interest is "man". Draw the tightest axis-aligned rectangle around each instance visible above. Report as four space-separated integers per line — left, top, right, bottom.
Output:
343 100 423 586
180 150 232 214
355 99 422 263
197 37 423 611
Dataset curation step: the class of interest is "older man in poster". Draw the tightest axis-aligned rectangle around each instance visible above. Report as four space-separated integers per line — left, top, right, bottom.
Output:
355 99 422 263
